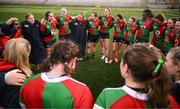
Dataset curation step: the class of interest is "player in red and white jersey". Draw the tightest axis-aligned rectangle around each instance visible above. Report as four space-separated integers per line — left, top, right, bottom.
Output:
151 13 167 49
94 43 179 108
109 14 126 64
99 8 114 63
55 7 72 40
86 12 100 59
40 11 57 58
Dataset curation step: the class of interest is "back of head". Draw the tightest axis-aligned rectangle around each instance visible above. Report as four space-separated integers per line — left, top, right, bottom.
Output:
122 43 170 108
122 43 163 82
3 38 32 76
154 13 166 23
143 9 153 18
6 17 19 25
44 40 79 74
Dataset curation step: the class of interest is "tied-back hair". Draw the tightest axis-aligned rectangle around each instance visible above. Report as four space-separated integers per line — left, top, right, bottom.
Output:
43 40 79 75
122 43 170 108
3 38 32 77
154 13 166 23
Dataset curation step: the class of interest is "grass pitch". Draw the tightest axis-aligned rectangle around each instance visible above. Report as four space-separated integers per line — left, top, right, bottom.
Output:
0 4 179 99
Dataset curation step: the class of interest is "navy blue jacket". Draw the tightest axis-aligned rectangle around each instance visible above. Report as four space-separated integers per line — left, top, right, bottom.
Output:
21 20 45 64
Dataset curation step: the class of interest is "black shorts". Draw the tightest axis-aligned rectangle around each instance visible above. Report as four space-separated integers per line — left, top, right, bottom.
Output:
59 34 71 40
136 38 149 43
99 32 109 39
113 37 124 43
87 34 99 43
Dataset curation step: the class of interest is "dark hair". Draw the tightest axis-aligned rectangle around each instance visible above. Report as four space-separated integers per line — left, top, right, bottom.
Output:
117 14 123 19
122 43 170 108
143 9 153 18
154 13 166 22
45 11 52 20
130 17 136 23
43 40 79 74
170 17 177 24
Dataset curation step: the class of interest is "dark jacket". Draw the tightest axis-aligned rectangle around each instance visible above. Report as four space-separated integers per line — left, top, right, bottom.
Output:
0 61 22 108
170 82 180 104
21 20 45 64
0 24 14 57
70 19 87 58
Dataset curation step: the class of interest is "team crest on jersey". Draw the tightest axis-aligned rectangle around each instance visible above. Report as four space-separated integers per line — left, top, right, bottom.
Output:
155 30 160 36
104 22 108 26
141 25 146 30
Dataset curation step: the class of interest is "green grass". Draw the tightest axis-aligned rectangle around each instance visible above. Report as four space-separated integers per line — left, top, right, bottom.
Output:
0 4 179 99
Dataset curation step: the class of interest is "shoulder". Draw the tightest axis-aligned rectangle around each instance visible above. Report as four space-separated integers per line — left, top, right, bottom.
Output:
168 95 180 108
64 78 87 87
55 15 59 19
102 87 127 96
62 77 91 93
22 73 41 87
21 21 28 25
67 15 72 19
34 20 40 24
110 16 114 20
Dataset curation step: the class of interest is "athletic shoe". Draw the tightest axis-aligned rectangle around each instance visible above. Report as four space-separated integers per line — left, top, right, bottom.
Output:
77 58 80 61
79 58 83 61
101 55 105 60
105 57 108 64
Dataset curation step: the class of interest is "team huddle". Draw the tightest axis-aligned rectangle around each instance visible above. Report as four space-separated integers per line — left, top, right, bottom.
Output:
0 7 180 66
0 7 180 108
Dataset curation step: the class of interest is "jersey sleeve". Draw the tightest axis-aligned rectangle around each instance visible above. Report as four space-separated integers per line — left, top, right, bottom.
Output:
93 90 106 109
75 86 94 109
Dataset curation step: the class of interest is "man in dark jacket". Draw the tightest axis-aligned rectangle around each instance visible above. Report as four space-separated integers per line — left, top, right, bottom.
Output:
70 13 87 60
